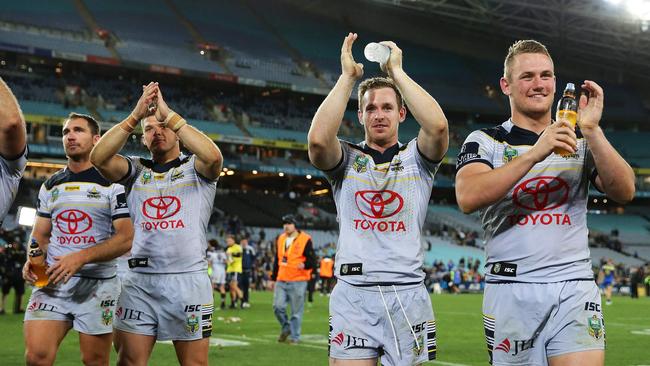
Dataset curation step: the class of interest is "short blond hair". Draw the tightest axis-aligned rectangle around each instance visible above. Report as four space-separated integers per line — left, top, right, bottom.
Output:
503 40 553 80
357 77 404 110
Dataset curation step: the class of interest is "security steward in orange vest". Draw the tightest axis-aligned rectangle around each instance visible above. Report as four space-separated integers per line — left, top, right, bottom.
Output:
271 214 316 344
319 256 335 295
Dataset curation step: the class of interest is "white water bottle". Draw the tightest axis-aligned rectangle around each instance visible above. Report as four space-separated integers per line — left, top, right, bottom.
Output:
364 42 390 65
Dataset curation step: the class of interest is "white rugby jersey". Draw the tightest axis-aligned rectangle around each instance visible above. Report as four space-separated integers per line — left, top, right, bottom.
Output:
119 154 217 274
457 119 597 283
36 167 130 278
208 249 227 272
0 148 27 225
324 139 440 285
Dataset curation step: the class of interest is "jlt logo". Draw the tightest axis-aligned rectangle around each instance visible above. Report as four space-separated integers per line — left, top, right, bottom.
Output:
331 332 370 349
115 307 143 321
495 338 534 356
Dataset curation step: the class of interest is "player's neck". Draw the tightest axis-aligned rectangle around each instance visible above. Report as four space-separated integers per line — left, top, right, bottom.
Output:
510 109 552 135
151 148 180 165
66 158 93 173
365 137 398 153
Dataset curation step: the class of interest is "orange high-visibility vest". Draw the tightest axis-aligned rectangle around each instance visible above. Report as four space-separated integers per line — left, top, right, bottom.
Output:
320 258 334 278
276 231 312 282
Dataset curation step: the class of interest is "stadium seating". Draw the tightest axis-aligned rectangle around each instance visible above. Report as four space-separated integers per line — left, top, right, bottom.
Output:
587 213 650 245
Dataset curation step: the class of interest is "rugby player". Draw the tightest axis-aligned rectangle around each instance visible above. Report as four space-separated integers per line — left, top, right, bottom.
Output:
90 82 222 365
308 33 448 365
23 113 133 366
455 40 635 366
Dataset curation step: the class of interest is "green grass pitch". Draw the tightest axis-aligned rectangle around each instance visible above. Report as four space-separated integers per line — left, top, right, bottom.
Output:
1 290 649 365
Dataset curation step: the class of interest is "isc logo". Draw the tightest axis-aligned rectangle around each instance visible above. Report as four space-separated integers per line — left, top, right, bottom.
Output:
412 321 427 333
100 300 116 307
184 304 201 312
584 302 601 312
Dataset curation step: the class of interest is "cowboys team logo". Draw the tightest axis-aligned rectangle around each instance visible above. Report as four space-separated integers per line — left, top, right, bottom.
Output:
186 314 199 333
353 155 369 173
390 156 404 172
503 145 518 163
87 187 101 199
588 315 603 339
171 168 184 182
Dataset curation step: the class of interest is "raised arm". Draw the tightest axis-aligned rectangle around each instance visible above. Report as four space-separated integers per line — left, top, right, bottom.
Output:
382 41 448 162
308 33 364 170
456 121 578 213
46 217 133 284
0 77 26 158
577 80 635 203
153 88 223 180
90 82 159 181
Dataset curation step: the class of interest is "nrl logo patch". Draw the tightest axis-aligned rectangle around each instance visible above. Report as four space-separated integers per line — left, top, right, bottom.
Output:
587 315 603 339
353 155 369 173
503 145 518 163
141 170 152 185
51 188 59 202
186 314 199 333
101 308 113 326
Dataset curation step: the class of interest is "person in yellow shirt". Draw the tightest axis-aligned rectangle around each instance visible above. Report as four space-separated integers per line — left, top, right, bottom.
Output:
226 235 243 309
271 215 316 344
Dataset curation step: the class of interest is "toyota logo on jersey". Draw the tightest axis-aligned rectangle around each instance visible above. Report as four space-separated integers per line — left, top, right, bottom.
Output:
353 190 406 232
141 196 185 231
513 176 569 211
355 190 404 219
142 196 181 219
55 209 92 234
510 176 572 226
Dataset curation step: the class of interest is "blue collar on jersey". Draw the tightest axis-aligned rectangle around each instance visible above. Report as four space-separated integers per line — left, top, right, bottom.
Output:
44 166 111 190
140 154 191 173
353 141 406 165
481 119 584 146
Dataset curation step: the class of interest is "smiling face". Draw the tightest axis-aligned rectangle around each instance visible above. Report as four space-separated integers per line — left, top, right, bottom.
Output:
358 86 406 148
500 52 556 119
62 118 99 161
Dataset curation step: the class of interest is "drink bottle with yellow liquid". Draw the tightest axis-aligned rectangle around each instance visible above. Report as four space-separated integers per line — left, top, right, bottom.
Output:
553 82 578 156
28 238 49 288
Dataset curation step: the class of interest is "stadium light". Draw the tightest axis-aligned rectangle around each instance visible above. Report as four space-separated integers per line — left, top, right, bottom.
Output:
17 206 36 227
606 0 650 21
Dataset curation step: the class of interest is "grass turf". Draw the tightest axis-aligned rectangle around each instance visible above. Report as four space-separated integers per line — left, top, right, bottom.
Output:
1 289 649 365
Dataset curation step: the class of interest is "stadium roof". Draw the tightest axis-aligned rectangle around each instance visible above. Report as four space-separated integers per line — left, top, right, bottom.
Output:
362 0 650 80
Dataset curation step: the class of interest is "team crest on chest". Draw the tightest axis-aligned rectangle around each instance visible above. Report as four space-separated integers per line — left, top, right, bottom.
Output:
171 168 184 182
390 156 404 172
86 187 101 199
